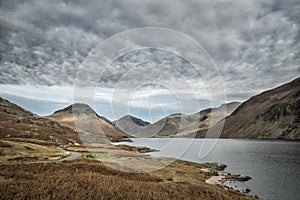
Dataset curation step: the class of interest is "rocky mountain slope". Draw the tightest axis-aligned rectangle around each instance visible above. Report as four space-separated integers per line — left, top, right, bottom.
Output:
0 97 80 144
115 115 150 136
49 103 130 142
198 77 300 139
116 102 241 138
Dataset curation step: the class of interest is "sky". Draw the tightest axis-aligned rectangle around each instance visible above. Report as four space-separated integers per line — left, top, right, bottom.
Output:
0 0 299 122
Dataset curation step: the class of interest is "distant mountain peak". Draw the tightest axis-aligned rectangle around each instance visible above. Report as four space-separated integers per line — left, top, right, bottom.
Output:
117 115 150 126
50 103 130 141
115 102 241 137
53 103 97 116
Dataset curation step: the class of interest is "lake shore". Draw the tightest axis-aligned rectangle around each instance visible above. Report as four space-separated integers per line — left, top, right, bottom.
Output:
62 141 259 199
0 138 258 200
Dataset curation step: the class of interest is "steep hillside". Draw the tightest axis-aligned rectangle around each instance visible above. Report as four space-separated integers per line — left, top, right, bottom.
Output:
50 104 130 142
199 77 300 139
115 115 150 136
0 97 80 144
116 102 240 138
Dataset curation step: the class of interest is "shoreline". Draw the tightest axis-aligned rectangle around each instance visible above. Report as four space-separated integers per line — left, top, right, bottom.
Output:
204 168 257 198
0 138 258 199
117 139 260 199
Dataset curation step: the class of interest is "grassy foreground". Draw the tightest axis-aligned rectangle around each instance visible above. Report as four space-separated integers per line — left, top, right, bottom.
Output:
0 139 256 200
0 159 255 200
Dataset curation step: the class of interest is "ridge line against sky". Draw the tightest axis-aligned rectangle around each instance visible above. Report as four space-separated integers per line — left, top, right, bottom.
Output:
0 76 297 123
0 0 300 122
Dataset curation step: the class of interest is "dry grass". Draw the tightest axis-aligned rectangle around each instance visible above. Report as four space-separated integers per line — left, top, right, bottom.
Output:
2 138 58 146
0 113 81 145
153 160 216 184
0 141 12 148
0 159 254 200
0 140 69 162
116 144 157 153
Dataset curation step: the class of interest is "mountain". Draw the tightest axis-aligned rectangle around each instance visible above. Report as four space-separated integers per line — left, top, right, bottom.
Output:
198 77 300 139
0 97 80 144
116 115 150 127
49 103 130 142
115 115 150 135
115 102 241 137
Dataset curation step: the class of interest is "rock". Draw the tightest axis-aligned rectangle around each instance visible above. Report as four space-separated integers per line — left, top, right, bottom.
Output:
16 117 23 123
216 163 227 171
237 175 251 181
225 174 252 182
20 152 30 156
243 188 251 193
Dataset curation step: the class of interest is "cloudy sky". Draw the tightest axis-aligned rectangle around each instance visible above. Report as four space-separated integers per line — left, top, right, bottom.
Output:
0 0 299 122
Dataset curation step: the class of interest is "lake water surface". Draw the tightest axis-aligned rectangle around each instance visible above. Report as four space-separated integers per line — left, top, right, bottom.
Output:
122 138 300 200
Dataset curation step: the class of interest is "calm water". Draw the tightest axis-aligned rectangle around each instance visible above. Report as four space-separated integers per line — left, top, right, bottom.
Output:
122 138 300 200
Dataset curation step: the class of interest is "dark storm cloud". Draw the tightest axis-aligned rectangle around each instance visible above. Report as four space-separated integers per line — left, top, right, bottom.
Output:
0 0 299 99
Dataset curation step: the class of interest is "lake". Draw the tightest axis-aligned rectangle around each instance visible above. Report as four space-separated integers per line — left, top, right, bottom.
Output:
120 138 300 200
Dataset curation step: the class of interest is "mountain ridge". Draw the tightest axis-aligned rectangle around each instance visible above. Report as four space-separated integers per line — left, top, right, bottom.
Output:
197 77 300 139
1 77 299 141
115 102 241 138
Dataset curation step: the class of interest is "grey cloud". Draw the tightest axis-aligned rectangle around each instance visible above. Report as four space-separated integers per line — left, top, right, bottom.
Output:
0 0 299 100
